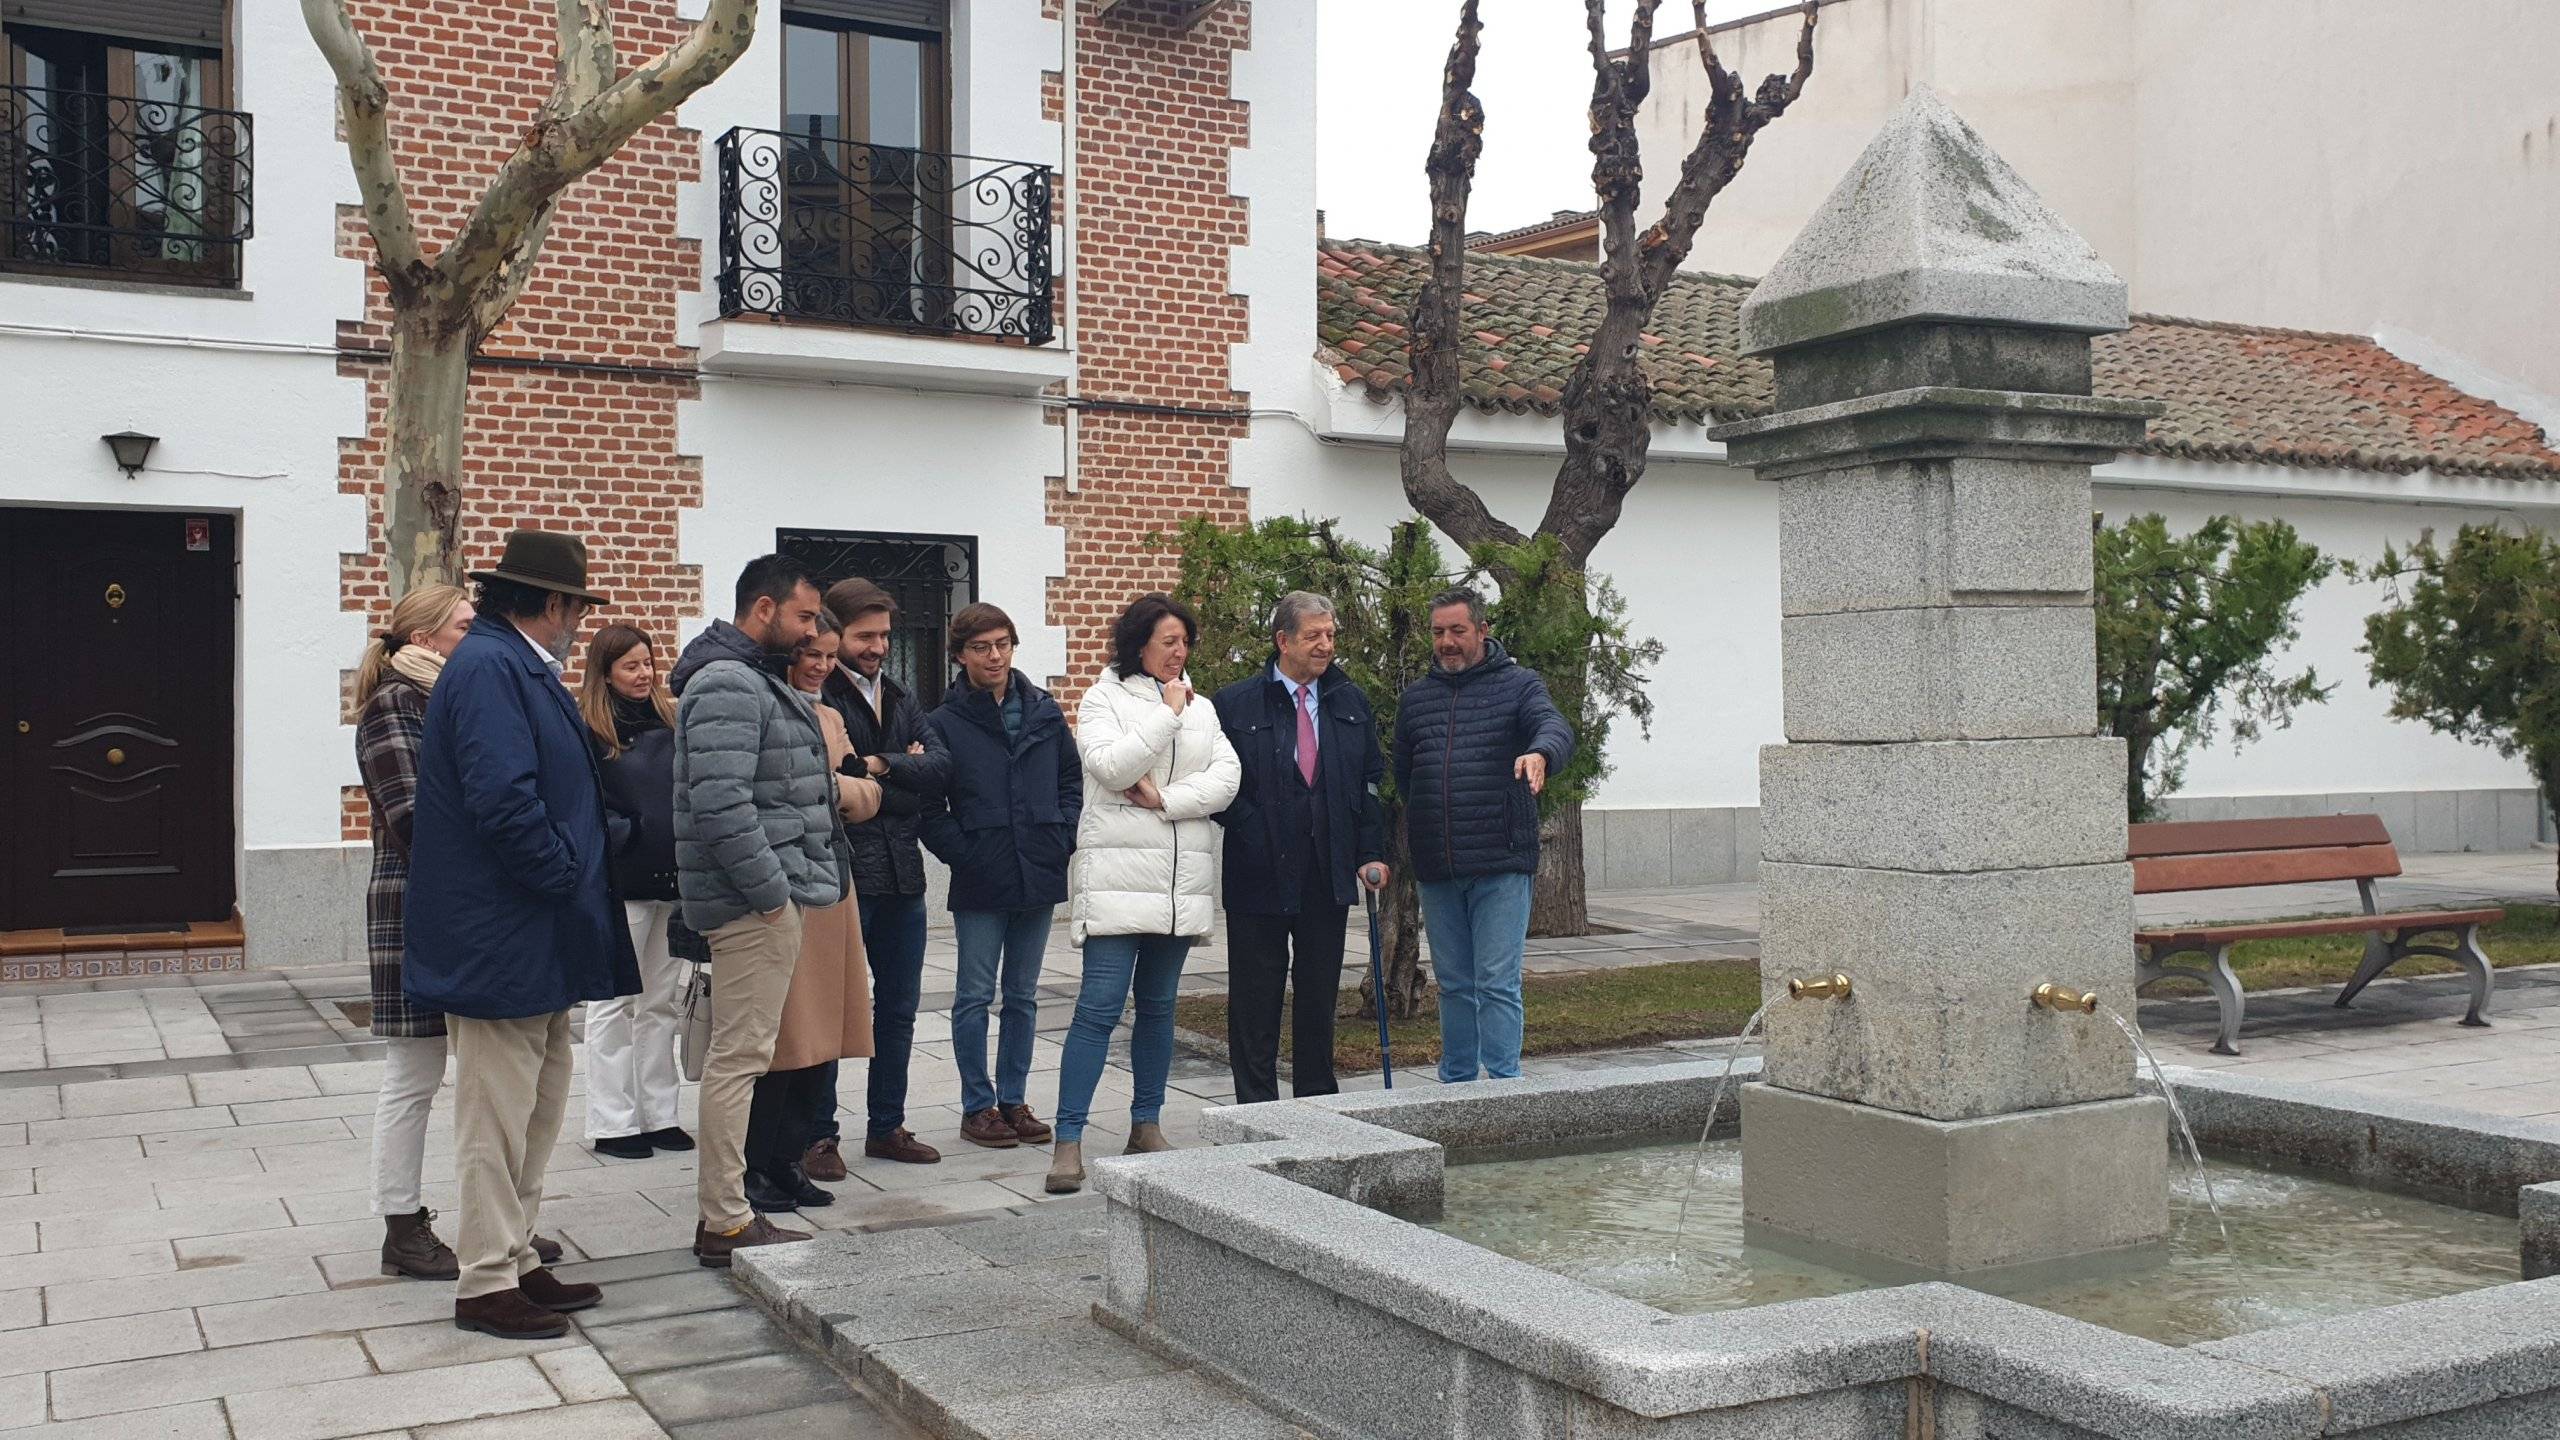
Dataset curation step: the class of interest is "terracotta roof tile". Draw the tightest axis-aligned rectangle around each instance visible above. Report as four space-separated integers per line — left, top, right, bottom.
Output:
1315 240 2560 481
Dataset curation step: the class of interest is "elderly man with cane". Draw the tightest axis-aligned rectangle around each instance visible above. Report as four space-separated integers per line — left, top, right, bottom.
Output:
1212 591 1389 1103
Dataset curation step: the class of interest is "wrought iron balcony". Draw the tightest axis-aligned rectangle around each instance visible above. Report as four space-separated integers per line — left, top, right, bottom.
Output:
716 127 1053 346
2 84 252 287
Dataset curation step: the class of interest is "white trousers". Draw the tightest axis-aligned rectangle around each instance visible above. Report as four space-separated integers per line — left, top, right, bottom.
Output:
584 898 687 1140
370 1033 448 1216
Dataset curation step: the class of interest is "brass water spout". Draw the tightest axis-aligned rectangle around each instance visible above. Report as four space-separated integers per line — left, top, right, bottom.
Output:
2032 983 2099 1014
1788 973 1853 1001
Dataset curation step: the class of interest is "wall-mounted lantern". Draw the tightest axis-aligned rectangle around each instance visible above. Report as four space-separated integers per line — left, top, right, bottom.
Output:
102 431 159 478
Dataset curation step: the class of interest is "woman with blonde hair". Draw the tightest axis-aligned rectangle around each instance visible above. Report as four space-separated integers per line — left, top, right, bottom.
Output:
358 582 555 1277
580 624 695 1161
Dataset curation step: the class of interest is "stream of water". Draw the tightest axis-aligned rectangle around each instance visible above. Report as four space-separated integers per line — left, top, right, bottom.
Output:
2102 1004 2229 1250
1670 1000 1770 1255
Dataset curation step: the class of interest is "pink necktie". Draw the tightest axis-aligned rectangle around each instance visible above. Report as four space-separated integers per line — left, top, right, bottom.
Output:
1296 686 1319 788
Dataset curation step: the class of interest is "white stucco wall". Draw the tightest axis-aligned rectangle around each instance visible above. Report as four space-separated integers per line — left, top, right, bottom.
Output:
0 0 370 867
1635 0 2560 399
1236 388 2543 817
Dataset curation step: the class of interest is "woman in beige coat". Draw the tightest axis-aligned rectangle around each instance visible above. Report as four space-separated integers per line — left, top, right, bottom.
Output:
743 626 882 1214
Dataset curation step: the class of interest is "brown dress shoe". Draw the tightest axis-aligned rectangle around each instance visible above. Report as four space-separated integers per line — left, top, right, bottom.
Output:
960 1108 1020 1149
380 1207 459 1281
1000 1104 1054 1143
864 1128 941 1165
454 1288 569 1339
693 1215 812 1269
531 1234 564 1265
518 1266 601 1313
801 1136 848 1182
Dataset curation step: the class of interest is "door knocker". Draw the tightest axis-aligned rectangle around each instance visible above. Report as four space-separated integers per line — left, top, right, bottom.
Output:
105 583 126 609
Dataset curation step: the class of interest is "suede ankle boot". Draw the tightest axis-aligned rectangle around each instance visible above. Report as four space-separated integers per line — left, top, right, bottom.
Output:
1044 1140 1084 1194
1123 1122 1173 1155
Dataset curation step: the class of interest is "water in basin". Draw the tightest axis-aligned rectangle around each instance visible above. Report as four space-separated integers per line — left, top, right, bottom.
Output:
1431 1136 2516 1346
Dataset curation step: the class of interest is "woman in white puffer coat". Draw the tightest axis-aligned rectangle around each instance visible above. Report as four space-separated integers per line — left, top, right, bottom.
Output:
1046 593 1240 1194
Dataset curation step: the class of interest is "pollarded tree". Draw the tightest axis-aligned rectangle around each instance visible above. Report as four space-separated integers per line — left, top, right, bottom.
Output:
2361 523 2560 893
2094 512 2334 822
303 0 760 595
1403 0 1817 934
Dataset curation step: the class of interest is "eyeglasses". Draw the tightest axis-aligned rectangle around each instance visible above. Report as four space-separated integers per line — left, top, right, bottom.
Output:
962 636 1016 659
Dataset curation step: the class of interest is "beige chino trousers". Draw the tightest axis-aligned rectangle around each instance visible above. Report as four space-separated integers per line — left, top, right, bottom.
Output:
697 904 803 1232
449 1009 574 1300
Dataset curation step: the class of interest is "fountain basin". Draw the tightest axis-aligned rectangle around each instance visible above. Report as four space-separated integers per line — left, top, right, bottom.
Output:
1090 1060 2560 1438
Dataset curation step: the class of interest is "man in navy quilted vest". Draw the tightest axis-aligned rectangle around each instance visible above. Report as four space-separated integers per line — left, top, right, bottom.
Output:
1393 588 1575 1083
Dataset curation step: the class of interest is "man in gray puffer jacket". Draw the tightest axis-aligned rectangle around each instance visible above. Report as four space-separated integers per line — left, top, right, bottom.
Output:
670 554 837 1267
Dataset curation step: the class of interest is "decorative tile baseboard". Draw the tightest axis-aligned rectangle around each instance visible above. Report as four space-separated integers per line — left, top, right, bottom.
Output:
1 947 246 982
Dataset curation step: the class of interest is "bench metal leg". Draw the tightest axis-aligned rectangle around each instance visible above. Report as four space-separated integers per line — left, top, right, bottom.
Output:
2335 932 2398 1009
2336 923 2495 1028
2456 923 2494 1027
2139 943 2247 1056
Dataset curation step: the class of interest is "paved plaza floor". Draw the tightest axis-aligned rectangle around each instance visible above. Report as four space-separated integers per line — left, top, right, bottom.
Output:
1 848 2552 1437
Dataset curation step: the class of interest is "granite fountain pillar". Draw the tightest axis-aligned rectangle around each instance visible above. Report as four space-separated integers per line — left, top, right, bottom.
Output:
1711 88 2171 1276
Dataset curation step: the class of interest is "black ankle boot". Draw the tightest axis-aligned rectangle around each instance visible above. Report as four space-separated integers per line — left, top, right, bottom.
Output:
743 1168 802 1214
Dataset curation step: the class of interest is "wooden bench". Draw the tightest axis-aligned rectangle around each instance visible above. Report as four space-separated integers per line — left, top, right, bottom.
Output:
2130 814 2502 1056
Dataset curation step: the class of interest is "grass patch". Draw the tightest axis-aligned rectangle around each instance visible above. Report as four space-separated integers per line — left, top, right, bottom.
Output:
1173 907 2559 1072
1173 957 1762 1075
2152 903 2560 996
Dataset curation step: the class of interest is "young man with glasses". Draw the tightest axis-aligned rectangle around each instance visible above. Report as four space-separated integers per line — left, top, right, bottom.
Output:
917 604 1082 1151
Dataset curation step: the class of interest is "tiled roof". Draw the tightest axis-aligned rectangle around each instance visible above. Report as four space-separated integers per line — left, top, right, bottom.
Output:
1466 208 1599 251
1316 240 2560 481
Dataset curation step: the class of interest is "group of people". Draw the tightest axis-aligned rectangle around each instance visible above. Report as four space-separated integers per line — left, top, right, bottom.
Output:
349 528 1573 1341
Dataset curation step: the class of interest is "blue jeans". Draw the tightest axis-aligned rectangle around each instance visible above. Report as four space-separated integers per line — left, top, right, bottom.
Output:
950 906 1054 1116
860 892 929 1140
1054 933 1192 1143
1420 871 1534 1083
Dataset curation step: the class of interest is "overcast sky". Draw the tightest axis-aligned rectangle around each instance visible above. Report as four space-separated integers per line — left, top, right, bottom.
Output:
1314 0 1777 245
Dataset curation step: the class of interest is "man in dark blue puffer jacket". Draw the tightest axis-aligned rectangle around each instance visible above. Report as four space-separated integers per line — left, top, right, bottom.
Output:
1393 587 1576 1083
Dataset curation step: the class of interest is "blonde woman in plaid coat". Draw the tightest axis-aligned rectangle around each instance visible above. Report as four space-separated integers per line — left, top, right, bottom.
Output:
352 584 555 1282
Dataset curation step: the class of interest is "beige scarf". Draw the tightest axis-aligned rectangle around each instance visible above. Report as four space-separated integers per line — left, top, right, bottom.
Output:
388 644 447 693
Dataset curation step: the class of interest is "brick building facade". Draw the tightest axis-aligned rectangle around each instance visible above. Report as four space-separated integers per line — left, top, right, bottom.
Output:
321 0 1266 837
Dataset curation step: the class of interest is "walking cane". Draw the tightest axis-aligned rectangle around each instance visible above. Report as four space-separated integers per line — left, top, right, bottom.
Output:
1363 883 1395 1090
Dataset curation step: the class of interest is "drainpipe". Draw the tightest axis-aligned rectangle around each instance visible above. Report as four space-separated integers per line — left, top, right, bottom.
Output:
1060 0 1082 496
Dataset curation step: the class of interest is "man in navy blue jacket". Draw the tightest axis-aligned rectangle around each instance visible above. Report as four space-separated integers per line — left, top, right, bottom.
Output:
406 530 637 1340
1393 587 1575 1083
1212 591 1389 1104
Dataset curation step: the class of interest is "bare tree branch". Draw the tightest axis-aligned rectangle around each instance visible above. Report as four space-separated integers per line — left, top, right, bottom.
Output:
301 0 428 294
1649 0 1815 298
1535 0 1818 561
466 0 624 337
443 0 760 317
1400 0 1530 558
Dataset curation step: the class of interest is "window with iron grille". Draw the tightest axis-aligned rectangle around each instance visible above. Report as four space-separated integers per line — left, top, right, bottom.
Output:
777 528 976 710
3 2 250 287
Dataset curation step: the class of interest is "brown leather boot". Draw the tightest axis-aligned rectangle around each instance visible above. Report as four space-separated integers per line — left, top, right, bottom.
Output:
863 1128 941 1165
960 1108 1021 1149
380 1208 459 1281
1000 1104 1054 1143
1124 1122 1173 1155
531 1234 564 1265
454 1288 569 1339
693 1215 812 1269
801 1136 848 1182
518 1267 601 1313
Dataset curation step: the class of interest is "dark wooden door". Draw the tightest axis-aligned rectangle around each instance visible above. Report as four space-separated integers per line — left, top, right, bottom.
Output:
1 507 236 930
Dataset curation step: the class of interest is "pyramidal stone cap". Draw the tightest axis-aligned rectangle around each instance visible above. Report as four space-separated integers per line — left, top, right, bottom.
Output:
1738 85 2129 356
